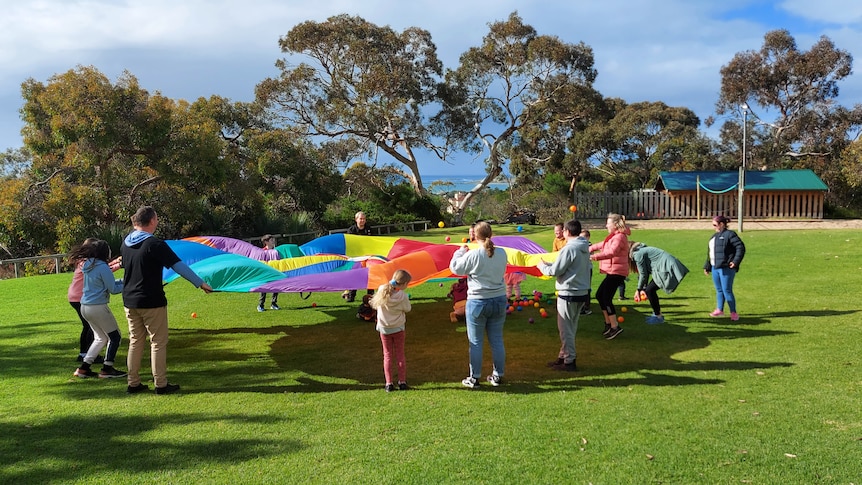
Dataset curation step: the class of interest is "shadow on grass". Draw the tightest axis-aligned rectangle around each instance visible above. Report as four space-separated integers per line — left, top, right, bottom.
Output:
0 413 298 484
164 298 797 395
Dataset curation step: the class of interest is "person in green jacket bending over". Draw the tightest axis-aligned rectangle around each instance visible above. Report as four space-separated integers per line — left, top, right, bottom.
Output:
629 242 689 325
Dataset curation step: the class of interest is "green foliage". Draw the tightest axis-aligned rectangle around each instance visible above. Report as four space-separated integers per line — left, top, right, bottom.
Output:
460 188 509 223
322 163 443 229
256 14 445 194
714 29 862 210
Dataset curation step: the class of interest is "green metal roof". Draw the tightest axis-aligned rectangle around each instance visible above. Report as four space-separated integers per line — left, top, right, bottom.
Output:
656 169 828 192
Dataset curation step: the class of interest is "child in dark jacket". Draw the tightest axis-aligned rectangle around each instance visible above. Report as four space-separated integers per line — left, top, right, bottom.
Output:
357 294 377 322
447 277 468 322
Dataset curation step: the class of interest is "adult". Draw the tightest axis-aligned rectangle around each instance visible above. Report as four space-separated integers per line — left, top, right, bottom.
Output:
343 211 373 303
539 219 591 371
589 213 630 340
121 206 213 395
449 221 508 388
551 222 566 252
704 215 746 321
257 234 280 312
629 242 689 324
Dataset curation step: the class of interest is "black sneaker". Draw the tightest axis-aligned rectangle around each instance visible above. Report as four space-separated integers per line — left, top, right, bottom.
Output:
398 382 409 391
99 366 127 379
580 309 592 315
385 383 395 392
461 376 480 389
546 357 564 368
270 304 280 310
73 368 98 378
605 326 624 340
602 324 612 336
127 383 149 394
94 355 104 364
155 383 180 395
552 360 578 372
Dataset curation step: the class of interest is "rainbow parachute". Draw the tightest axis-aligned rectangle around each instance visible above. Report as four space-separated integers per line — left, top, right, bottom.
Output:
162 234 557 293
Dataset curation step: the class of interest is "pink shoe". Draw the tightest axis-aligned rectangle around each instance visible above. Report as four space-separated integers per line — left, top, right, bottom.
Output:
709 309 725 317
730 312 739 321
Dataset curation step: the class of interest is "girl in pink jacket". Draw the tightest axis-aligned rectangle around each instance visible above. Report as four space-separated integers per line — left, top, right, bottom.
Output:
589 213 630 340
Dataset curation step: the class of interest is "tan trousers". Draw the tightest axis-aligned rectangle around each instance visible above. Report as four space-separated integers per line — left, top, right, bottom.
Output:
125 306 169 388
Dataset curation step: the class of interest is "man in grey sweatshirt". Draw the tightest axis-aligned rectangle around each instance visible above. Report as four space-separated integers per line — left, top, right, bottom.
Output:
539 219 591 371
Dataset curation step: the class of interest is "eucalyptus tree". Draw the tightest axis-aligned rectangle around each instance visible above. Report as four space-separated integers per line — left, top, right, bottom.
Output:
604 101 701 189
713 29 862 209
714 29 862 167
256 14 446 195
440 11 599 214
17 66 232 250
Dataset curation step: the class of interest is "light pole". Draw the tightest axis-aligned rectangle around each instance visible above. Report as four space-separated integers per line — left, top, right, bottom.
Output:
738 103 748 232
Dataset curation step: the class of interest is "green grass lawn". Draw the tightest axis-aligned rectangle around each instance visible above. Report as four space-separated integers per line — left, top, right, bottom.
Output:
1 226 860 484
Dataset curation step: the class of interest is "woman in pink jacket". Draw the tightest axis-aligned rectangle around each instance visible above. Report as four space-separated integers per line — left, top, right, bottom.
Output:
589 213 630 340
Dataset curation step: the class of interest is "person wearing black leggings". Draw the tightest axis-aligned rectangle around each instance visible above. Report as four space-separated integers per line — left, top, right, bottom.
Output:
589 213 630 340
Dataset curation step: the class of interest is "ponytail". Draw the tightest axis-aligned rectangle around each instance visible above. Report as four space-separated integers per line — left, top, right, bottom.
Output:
370 269 412 309
474 221 495 258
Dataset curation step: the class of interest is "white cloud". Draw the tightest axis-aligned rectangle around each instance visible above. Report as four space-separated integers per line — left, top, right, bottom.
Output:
2 0 861 174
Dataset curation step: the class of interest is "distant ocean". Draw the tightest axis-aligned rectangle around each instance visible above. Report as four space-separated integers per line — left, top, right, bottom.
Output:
425 174 509 194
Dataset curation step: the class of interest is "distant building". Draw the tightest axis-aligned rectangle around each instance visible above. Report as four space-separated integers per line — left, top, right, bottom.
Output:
655 169 828 219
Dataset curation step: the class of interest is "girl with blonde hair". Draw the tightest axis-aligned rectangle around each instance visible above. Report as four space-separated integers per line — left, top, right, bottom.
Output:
370 269 412 392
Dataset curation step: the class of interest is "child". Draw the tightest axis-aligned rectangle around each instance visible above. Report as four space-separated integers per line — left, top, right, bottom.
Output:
257 234 280 311
71 239 128 379
504 271 526 300
68 237 99 363
356 294 377 322
370 269 412 392
578 230 593 315
618 277 628 300
447 277 468 322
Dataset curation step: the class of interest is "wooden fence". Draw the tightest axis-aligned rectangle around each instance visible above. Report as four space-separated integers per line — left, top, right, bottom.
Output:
573 190 824 219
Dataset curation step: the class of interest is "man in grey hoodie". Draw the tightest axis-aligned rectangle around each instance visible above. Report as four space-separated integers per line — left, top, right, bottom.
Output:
121 206 213 395
539 219 591 371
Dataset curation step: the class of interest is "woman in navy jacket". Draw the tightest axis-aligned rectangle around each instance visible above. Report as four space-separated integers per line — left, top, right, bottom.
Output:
703 215 746 320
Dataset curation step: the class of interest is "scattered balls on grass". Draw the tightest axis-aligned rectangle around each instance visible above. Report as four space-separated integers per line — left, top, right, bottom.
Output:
617 316 624 323
528 318 534 324
445 236 451 242
621 306 628 313
437 221 445 228
191 312 197 318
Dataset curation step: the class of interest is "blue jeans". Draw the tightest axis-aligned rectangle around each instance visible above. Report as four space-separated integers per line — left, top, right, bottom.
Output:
711 267 737 313
465 296 507 379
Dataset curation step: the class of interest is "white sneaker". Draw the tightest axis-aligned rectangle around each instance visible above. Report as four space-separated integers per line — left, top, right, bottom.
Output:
461 376 480 389
486 374 501 387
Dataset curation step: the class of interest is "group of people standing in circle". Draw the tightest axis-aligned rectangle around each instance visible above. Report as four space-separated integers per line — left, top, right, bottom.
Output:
67 207 745 394
372 213 745 390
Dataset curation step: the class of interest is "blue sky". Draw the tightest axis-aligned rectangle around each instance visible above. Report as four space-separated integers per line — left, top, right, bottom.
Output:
2 0 861 176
